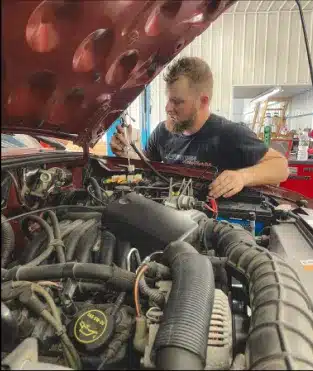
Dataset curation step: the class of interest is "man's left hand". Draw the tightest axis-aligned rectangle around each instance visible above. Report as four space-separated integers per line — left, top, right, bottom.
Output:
209 170 246 199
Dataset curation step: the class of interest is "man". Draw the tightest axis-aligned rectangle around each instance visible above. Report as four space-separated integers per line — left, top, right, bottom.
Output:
111 57 289 199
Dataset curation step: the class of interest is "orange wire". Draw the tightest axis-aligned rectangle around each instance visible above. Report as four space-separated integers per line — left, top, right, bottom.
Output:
204 203 215 213
134 264 149 317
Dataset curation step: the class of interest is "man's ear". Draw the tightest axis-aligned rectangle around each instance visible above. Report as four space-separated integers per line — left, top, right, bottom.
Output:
200 94 209 106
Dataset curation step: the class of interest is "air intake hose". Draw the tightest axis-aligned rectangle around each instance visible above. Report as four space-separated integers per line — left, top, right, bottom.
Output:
202 220 313 370
154 240 215 370
2 262 135 292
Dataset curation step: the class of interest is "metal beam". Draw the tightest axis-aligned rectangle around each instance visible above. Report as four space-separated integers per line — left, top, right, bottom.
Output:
279 0 288 11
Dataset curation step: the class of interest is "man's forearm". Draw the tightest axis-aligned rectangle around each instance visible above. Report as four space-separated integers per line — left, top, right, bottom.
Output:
238 157 289 186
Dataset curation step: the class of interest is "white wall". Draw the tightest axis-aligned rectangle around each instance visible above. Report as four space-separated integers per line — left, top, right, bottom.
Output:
146 9 313 131
232 99 245 122
286 89 313 131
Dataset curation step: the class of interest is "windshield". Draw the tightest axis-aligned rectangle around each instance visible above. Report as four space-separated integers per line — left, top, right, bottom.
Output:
1 134 42 150
1 133 107 155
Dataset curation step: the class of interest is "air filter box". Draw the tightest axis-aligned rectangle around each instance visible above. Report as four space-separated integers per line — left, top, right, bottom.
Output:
102 192 206 255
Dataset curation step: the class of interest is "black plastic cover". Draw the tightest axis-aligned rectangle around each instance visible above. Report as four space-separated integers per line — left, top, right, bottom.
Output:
102 192 204 255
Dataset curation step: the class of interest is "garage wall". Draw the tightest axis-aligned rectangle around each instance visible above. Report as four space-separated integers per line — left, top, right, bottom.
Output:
146 7 313 131
286 89 313 131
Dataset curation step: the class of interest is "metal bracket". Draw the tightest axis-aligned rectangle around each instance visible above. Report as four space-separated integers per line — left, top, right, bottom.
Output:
83 142 89 162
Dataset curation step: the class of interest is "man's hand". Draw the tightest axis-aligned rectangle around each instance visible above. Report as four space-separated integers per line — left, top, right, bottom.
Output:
209 170 246 199
110 124 132 157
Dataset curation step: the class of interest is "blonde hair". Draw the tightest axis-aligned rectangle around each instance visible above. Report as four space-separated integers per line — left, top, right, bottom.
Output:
164 57 213 99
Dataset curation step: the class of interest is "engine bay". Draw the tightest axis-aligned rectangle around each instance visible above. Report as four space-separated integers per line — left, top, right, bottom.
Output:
1 156 313 370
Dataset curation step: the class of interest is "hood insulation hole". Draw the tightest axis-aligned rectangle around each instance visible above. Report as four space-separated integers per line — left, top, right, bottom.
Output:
25 1 61 52
73 29 115 73
105 50 139 87
145 0 182 37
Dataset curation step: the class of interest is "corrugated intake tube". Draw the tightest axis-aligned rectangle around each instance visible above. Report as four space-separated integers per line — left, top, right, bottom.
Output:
202 220 313 370
2 262 135 292
154 240 215 370
1 214 15 268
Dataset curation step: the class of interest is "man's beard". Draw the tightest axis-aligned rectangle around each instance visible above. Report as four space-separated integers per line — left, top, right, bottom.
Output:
166 110 197 134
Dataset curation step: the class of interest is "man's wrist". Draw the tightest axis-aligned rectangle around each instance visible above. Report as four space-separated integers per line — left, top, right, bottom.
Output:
237 168 254 187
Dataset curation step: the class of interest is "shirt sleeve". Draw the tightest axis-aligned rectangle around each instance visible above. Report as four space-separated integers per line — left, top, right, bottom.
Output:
143 123 162 161
220 123 268 170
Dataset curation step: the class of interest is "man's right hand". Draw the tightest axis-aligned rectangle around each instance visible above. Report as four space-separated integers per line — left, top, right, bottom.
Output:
110 124 132 157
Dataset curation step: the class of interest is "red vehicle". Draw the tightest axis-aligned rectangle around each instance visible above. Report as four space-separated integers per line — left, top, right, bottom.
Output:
2 1 313 371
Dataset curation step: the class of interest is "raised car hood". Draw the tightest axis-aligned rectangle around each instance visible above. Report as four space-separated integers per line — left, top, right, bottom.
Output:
2 0 235 147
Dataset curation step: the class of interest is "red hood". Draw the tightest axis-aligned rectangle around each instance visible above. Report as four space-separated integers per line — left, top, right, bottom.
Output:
2 0 235 147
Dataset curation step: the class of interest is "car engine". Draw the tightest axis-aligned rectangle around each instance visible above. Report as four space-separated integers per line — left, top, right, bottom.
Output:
1 158 313 370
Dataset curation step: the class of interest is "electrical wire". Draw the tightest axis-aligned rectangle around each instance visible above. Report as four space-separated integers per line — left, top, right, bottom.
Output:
130 141 170 184
195 164 219 183
5 170 39 211
13 281 81 369
1 204 105 224
205 197 218 218
134 264 149 317
99 185 111 202
87 185 108 206
295 0 313 86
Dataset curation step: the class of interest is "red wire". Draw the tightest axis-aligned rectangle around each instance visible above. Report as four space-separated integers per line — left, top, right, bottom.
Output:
206 196 218 217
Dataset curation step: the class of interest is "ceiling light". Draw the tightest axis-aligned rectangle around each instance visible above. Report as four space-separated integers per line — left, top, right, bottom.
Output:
251 87 283 104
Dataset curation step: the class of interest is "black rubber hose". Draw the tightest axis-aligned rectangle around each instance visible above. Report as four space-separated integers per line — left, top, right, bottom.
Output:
139 278 165 307
75 223 99 263
1 214 15 268
61 212 102 221
20 231 47 264
20 218 70 262
99 230 116 265
21 218 71 264
65 219 97 261
1 301 18 349
44 210 65 263
89 177 103 203
22 215 56 267
154 240 215 370
3 262 135 292
203 220 313 371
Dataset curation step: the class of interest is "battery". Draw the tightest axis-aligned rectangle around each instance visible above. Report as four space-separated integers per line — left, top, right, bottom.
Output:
216 199 273 235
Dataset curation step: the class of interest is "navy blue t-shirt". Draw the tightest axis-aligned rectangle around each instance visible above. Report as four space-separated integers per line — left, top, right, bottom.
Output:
144 113 268 171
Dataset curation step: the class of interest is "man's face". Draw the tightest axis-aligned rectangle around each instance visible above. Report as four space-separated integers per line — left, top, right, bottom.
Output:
165 76 200 134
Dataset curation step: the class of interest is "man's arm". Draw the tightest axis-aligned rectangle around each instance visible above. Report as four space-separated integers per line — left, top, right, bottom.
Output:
209 123 289 199
209 148 289 198
238 148 289 186
110 124 161 161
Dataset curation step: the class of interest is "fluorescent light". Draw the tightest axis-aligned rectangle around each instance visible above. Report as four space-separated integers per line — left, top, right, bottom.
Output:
251 87 282 104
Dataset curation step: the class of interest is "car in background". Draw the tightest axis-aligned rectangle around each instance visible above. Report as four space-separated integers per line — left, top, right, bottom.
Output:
1 134 66 151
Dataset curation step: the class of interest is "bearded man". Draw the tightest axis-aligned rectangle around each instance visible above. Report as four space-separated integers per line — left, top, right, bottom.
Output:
110 57 288 198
